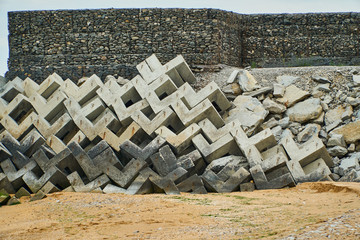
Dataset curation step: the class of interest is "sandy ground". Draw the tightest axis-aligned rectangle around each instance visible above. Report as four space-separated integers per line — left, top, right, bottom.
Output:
0 181 359 240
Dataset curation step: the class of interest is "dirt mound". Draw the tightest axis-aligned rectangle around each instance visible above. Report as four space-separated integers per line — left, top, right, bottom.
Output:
1 182 359 240
299 182 360 196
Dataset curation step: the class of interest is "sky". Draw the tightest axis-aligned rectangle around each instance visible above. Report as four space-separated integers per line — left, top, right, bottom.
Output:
0 0 360 77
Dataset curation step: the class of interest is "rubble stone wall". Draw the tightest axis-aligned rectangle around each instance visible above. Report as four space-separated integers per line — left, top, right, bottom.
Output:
6 8 360 82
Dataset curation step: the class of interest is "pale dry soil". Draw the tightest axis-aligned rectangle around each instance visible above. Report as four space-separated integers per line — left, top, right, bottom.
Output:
0 182 359 240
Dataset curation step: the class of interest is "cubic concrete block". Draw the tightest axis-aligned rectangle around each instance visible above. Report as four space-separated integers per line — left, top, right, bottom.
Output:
92 149 147 188
192 133 240 163
40 181 60 194
102 184 127 194
232 128 277 152
286 158 332 183
36 73 64 99
0 142 12 160
199 119 243 143
249 164 295 190
120 135 166 162
15 186 31 198
67 141 102 181
137 54 196 86
132 106 176 136
0 129 45 169
98 121 141 151
281 135 333 167
46 128 88 154
34 112 72 139
1 94 37 139
176 174 207 193
155 123 201 154
22 166 70 193
64 96 117 141
144 75 185 114
31 147 84 177
0 173 15 194
0 159 37 190
29 89 67 121
183 81 231 113
171 98 224 128
62 74 103 105
97 82 150 125
30 190 47 201
67 171 110 192
201 167 250 193
22 77 40 98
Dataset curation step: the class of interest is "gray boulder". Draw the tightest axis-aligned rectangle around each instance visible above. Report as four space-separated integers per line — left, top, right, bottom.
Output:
286 98 323 123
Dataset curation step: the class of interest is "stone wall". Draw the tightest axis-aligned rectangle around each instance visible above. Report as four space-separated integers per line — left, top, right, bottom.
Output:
6 8 360 82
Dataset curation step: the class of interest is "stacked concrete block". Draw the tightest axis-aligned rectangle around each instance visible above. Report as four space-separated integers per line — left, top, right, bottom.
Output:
281 135 333 183
0 54 336 195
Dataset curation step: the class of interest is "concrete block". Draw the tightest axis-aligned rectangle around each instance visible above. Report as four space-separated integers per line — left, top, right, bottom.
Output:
199 119 244 143
155 123 201 154
102 184 127 194
144 75 186 114
67 141 102 181
0 142 12 161
172 98 224 128
281 135 333 167
286 158 332 183
15 186 31 198
22 166 70 193
192 133 240 163
0 129 45 169
232 128 277 152
64 96 116 141
0 159 37 190
202 167 250 193
176 174 206 193
249 164 295 190
0 77 24 107
137 54 196 86
120 135 166 162
30 190 47 201
34 112 72 139
0 188 10 205
40 181 60 194
7 196 20 205
62 74 103 105
46 128 88 154
97 80 150 125
98 121 141 151
0 173 15 194
22 77 40 98
29 89 67 121
132 106 176 136
1 94 37 139
184 81 231 113
92 149 147 188
240 182 255 192
36 73 64 99
67 171 110 192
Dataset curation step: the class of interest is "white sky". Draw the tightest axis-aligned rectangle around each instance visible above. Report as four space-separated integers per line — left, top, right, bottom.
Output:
0 0 360 77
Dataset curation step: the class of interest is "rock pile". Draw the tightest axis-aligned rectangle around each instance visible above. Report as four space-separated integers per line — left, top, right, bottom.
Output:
0 54 357 201
225 68 360 183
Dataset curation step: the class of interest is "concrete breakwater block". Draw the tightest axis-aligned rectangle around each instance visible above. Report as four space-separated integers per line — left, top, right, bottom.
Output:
0 54 336 195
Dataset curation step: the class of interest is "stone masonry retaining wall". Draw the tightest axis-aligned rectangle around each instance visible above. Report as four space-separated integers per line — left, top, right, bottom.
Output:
5 8 360 82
